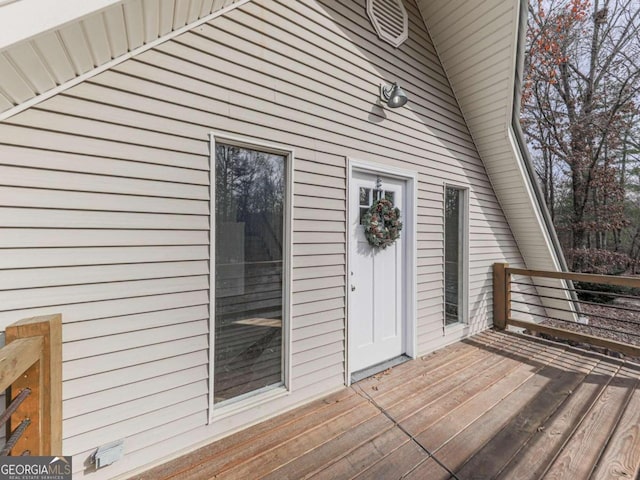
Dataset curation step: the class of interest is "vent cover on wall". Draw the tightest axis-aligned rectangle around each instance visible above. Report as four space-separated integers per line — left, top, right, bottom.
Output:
367 0 408 48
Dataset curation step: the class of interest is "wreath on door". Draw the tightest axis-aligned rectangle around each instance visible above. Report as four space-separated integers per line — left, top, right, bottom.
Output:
362 198 402 248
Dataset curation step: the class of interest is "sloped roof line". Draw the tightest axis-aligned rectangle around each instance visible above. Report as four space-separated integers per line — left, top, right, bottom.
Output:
417 0 566 274
0 0 250 122
0 0 566 276
511 0 568 271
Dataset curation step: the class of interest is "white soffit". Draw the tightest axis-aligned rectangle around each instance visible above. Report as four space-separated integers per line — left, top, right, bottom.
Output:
0 0 122 51
416 0 562 272
0 0 247 118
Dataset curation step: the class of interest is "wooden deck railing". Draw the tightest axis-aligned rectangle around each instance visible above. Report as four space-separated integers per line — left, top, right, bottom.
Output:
0 314 62 455
493 263 640 358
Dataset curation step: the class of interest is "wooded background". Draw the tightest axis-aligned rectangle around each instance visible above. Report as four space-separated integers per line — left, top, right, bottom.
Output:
522 0 640 272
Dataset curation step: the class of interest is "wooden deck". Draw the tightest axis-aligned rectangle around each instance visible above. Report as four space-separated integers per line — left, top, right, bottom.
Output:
132 330 640 480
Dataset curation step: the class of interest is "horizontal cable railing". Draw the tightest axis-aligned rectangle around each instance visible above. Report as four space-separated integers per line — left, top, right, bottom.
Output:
493 263 640 358
0 314 62 456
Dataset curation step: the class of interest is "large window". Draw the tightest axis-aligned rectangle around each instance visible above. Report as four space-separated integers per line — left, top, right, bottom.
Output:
444 185 467 326
214 141 289 404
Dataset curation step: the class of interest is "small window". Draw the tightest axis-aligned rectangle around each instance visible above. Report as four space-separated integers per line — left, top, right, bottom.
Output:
360 189 395 224
360 187 371 205
444 186 467 326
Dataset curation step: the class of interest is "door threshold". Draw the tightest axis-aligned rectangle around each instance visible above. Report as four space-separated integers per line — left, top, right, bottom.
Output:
351 355 411 383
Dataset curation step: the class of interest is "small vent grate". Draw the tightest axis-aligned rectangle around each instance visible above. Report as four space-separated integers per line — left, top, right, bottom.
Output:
367 0 408 48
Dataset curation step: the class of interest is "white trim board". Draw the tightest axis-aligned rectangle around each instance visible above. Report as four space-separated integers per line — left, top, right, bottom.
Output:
346 158 418 385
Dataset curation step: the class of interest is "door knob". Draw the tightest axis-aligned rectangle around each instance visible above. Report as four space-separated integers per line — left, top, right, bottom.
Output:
351 285 356 291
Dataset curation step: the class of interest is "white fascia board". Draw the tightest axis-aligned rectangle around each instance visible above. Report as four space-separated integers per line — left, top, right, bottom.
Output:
506 125 562 271
0 0 122 51
504 0 522 126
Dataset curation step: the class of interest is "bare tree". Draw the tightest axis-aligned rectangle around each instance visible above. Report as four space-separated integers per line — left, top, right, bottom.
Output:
522 0 640 270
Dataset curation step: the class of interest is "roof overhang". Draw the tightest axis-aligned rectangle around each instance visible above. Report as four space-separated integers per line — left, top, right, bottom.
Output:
416 0 567 274
0 0 122 52
0 0 248 120
0 0 566 275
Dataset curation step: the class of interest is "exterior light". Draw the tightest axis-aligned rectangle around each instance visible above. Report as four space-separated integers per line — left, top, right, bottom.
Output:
380 82 408 108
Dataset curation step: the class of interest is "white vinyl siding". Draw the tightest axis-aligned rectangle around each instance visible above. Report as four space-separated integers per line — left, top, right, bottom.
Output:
0 0 539 478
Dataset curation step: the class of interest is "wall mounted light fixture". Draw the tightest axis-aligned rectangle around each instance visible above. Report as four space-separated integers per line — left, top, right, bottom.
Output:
380 82 408 108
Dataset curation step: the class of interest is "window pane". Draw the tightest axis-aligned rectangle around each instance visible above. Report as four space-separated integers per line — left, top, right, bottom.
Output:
360 187 371 206
360 207 369 225
445 187 463 325
214 143 285 403
384 191 395 205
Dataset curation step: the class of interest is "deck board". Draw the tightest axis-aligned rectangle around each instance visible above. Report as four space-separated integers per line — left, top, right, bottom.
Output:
397 336 557 437
350 440 430 479
495 359 620 479
454 350 598 479
178 393 370 480
376 334 540 420
308 427 409 480
408 349 600 480
590 367 640 480
261 414 395 480
368 333 509 411
131 330 640 480
543 367 638 479
199 401 380 479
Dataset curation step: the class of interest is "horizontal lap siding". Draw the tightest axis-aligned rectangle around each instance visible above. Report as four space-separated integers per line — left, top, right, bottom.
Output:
0 0 533 477
1 16 214 474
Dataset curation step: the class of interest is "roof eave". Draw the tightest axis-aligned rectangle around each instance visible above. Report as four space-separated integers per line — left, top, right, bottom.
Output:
511 0 569 271
0 0 122 52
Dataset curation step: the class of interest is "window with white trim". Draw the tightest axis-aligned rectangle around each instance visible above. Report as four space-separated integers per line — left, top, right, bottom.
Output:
444 185 468 326
212 137 291 405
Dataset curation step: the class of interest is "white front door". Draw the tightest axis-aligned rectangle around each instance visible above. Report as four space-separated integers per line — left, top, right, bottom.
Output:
349 170 406 373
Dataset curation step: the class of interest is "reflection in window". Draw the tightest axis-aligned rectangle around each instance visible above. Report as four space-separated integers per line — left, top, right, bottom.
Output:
445 186 465 326
215 143 286 403
360 187 370 205
359 189 395 224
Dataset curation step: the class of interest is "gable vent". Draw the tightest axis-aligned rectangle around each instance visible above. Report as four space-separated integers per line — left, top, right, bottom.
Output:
367 0 408 48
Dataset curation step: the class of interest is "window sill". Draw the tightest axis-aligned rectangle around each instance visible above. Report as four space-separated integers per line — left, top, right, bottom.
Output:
444 322 468 334
209 384 290 423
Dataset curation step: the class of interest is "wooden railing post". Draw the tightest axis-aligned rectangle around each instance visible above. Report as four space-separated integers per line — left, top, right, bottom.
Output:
5 314 62 456
493 263 510 329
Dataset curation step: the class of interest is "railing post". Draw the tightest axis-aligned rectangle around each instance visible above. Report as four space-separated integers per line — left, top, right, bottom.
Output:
5 314 62 456
493 263 510 329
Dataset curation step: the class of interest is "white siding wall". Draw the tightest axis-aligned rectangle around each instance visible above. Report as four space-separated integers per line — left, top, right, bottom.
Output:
0 0 537 477
416 0 570 323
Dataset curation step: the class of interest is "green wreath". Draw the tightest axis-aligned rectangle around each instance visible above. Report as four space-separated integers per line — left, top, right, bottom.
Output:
362 198 402 249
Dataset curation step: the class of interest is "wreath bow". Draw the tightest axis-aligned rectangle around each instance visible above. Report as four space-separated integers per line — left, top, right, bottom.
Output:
362 198 402 248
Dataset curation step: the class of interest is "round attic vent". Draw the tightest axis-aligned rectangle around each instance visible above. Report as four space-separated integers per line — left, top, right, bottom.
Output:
367 0 408 48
